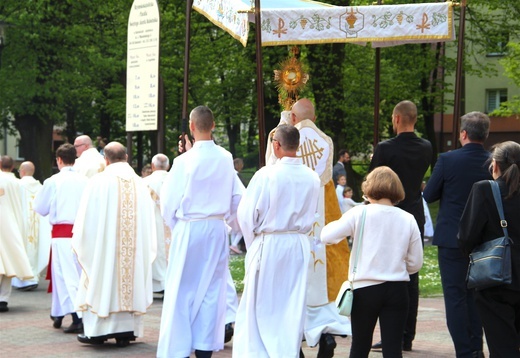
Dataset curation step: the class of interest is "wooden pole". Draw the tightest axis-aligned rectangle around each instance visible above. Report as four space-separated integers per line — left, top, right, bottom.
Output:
255 0 266 168
373 0 382 149
126 133 133 165
181 0 193 153
452 0 467 149
374 47 381 148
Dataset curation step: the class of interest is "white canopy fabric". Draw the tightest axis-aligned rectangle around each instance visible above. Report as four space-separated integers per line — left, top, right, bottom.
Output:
193 0 455 47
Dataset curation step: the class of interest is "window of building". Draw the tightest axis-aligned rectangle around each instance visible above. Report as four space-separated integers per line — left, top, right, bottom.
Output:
486 31 509 57
486 89 508 113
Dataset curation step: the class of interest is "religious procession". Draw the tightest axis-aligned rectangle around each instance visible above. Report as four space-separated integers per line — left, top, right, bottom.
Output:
1 0 520 358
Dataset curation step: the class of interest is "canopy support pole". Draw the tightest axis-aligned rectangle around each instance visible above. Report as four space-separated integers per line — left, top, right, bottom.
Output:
181 0 193 153
452 0 467 149
373 0 382 149
255 0 266 168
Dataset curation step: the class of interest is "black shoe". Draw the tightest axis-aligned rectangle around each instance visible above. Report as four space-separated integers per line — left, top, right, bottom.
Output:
472 350 485 358
195 350 212 358
224 323 234 343
64 322 84 334
77 334 104 345
403 342 413 351
0 301 8 312
371 341 382 350
52 315 64 329
18 284 38 291
317 333 336 358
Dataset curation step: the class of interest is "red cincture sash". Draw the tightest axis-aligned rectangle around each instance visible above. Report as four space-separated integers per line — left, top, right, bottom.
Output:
46 224 74 293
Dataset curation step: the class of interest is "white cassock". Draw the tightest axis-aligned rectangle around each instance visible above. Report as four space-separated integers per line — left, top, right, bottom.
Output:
265 118 352 345
12 176 45 288
0 172 33 301
422 196 434 238
157 140 243 358
225 269 239 325
233 157 320 358
225 218 242 325
73 147 105 178
33 166 88 317
72 162 157 338
143 169 171 293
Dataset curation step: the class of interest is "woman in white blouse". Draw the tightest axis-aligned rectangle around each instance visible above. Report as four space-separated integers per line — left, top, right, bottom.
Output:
321 166 423 358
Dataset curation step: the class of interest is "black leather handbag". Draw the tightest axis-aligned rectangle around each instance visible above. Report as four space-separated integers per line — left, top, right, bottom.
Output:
466 180 513 290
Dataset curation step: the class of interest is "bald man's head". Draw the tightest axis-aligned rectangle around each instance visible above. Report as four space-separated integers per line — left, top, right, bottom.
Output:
19 161 35 177
290 98 316 125
103 142 127 164
74 135 94 157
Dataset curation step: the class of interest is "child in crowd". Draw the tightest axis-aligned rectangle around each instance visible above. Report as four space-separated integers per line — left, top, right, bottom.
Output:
342 186 362 213
336 174 347 212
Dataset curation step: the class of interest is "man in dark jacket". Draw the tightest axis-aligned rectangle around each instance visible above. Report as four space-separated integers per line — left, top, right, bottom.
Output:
369 100 432 352
423 111 491 358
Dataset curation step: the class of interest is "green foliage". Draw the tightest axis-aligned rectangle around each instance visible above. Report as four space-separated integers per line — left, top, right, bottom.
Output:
1 0 519 177
493 42 520 117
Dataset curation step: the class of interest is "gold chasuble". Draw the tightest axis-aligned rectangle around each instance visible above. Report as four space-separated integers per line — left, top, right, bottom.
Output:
294 119 350 303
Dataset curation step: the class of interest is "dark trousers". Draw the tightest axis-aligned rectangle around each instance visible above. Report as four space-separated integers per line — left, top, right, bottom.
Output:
350 281 409 358
476 288 520 357
438 247 483 357
403 272 419 345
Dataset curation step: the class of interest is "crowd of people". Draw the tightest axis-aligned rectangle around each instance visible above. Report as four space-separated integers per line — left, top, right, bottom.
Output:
0 99 519 358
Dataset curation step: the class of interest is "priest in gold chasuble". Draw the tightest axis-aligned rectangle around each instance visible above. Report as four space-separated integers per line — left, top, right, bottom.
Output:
72 142 157 342
290 99 352 350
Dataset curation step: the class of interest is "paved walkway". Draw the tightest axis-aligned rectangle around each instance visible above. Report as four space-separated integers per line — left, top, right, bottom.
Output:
0 280 489 357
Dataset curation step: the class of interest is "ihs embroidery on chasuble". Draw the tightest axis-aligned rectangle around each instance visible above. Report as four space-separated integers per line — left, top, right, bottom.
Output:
117 177 137 311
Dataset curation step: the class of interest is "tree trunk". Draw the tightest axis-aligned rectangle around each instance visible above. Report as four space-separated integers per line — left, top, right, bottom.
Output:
14 114 54 181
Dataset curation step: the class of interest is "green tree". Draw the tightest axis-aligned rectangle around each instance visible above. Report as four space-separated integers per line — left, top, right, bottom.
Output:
496 42 520 116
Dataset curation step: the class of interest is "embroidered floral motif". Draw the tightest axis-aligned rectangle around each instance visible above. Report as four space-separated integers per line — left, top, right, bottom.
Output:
289 14 332 31
117 178 137 311
372 11 414 29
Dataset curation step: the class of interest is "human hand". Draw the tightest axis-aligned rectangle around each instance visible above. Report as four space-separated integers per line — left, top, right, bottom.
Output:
178 134 193 153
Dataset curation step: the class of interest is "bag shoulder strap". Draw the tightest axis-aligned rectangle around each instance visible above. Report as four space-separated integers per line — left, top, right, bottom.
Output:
351 206 367 281
488 180 509 238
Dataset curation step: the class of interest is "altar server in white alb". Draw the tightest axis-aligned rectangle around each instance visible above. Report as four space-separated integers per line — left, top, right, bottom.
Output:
0 156 33 312
73 135 106 178
143 153 171 294
33 145 87 330
34 144 88 333
72 142 157 346
157 106 243 358
233 124 320 358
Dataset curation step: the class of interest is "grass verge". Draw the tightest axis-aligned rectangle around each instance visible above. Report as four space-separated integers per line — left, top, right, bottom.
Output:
229 245 442 297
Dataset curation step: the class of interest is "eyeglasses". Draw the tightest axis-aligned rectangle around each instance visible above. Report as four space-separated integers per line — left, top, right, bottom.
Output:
74 143 86 148
273 138 282 147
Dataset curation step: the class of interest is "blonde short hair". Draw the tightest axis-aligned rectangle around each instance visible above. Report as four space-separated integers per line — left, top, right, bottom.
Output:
362 166 405 205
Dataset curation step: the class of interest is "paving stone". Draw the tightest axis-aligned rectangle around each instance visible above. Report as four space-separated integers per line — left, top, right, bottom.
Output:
0 281 489 357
